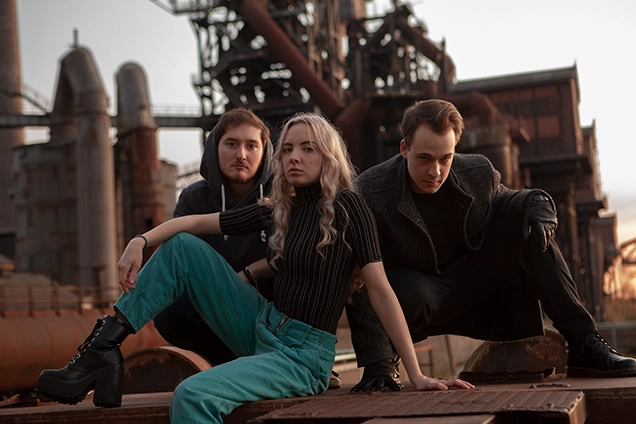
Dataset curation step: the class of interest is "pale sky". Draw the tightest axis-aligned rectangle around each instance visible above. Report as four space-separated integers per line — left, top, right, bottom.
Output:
15 0 636 243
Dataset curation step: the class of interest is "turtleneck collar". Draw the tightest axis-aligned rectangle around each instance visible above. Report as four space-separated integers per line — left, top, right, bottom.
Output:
294 182 323 203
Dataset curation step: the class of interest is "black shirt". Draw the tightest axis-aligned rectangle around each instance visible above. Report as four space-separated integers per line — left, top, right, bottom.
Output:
220 183 382 334
412 182 464 267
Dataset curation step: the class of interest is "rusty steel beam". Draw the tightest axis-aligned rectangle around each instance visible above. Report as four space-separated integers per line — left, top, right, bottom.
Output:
238 0 344 119
391 5 456 96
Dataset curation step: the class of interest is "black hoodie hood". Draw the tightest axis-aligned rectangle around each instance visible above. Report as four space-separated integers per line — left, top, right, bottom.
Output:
199 125 273 210
172 123 274 275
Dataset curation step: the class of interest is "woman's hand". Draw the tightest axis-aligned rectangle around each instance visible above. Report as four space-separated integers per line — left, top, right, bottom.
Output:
117 237 145 294
410 375 475 391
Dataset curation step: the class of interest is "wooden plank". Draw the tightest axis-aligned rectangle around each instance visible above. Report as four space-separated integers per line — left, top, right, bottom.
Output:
361 416 496 424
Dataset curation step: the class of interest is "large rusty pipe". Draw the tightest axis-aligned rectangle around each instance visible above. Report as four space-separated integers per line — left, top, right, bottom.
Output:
238 0 344 118
0 310 167 394
449 91 501 127
335 99 367 169
449 91 514 186
50 48 118 303
116 63 164 263
0 0 25 234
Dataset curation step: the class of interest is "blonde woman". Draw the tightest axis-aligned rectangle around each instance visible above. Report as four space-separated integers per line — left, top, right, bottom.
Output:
36 112 473 423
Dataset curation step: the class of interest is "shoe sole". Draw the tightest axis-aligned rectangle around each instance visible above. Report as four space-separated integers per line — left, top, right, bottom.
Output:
36 365 123 408
566 366 636 378
328 378 342 389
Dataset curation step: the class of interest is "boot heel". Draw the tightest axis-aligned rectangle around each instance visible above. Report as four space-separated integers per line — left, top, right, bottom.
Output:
93 366 124 408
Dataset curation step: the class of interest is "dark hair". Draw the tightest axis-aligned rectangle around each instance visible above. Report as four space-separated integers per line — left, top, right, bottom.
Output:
400 99 465 147
215 108 270 145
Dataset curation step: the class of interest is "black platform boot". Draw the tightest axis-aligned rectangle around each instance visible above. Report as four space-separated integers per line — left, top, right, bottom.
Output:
566 331 636 378
36 315 131 407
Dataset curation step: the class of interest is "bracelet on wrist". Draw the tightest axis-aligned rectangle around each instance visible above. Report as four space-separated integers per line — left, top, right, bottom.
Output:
243 266 259 289
134 234 148 250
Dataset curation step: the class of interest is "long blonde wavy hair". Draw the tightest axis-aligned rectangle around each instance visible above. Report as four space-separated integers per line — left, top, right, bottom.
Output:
267 112 357 265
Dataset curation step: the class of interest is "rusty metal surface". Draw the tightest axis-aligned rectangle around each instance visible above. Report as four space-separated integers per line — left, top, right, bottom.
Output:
460 328 567 378
0 392 173 424
361 416 496 424
122 346 211 394
255 390 585 422
458 369 555 385
7 376 636 424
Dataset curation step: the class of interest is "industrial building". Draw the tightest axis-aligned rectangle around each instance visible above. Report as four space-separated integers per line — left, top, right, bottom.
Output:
0 0 633 422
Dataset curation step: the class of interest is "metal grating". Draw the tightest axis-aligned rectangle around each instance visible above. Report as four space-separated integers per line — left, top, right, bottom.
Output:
257 390 585 421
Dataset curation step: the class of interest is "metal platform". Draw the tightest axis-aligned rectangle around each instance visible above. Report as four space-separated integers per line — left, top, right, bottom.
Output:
2 375 636 423
252 389 587 423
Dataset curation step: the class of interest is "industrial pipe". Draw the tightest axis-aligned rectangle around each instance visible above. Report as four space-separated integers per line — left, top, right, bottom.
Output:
0 0 25 235
335 99 367 169
116 63 165 263
449 91 514 186
0 310 167 394
49 48 119 303
449 91 501 127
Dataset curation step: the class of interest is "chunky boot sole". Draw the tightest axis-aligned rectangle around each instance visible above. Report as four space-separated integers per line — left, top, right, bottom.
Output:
566 366 636 378
36 364 124 408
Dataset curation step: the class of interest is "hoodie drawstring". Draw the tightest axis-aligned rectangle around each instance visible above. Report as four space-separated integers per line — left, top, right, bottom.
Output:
259 184 267 243
221 184 228 241
221 183 267 243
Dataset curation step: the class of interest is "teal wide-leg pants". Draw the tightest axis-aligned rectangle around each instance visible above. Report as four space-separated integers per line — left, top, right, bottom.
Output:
114 233 336 424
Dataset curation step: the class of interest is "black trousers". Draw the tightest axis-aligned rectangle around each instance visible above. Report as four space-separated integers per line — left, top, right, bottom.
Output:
388 217 596 344
153 292 237 365
153 277 275 365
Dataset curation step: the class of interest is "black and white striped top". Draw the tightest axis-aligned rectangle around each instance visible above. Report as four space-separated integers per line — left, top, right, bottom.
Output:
220 182 382 334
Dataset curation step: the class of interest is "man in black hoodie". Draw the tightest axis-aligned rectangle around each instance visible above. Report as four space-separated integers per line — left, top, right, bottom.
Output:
154 108 273 365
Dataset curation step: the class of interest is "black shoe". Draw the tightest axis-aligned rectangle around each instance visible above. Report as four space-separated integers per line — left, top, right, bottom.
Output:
566 331 636 378
36 315 130 407
328 370 342 389
390 355 402 385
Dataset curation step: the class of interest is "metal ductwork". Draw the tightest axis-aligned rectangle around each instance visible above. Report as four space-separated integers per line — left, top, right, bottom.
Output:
49 48 118 303
0 0 25 238
450 91 515 187
116 63 165 263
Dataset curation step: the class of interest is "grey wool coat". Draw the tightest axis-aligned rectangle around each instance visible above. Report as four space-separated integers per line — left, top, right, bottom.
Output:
346 153 556 367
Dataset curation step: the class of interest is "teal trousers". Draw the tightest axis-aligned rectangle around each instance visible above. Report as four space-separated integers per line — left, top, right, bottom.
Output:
114 233 336 424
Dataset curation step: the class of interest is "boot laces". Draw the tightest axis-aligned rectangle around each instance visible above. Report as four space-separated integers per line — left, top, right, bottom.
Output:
391 355 401 380
69 318 105 365
591 332 618 355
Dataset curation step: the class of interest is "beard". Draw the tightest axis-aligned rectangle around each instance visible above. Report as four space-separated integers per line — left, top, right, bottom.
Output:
225 170 257 185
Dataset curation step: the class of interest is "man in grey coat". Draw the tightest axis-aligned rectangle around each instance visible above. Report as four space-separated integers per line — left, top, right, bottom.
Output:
347 99 636 392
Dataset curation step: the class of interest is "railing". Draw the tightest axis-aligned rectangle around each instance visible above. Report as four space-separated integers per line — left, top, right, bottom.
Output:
151 104 201 117
19 82 51 113
0 281 115 317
